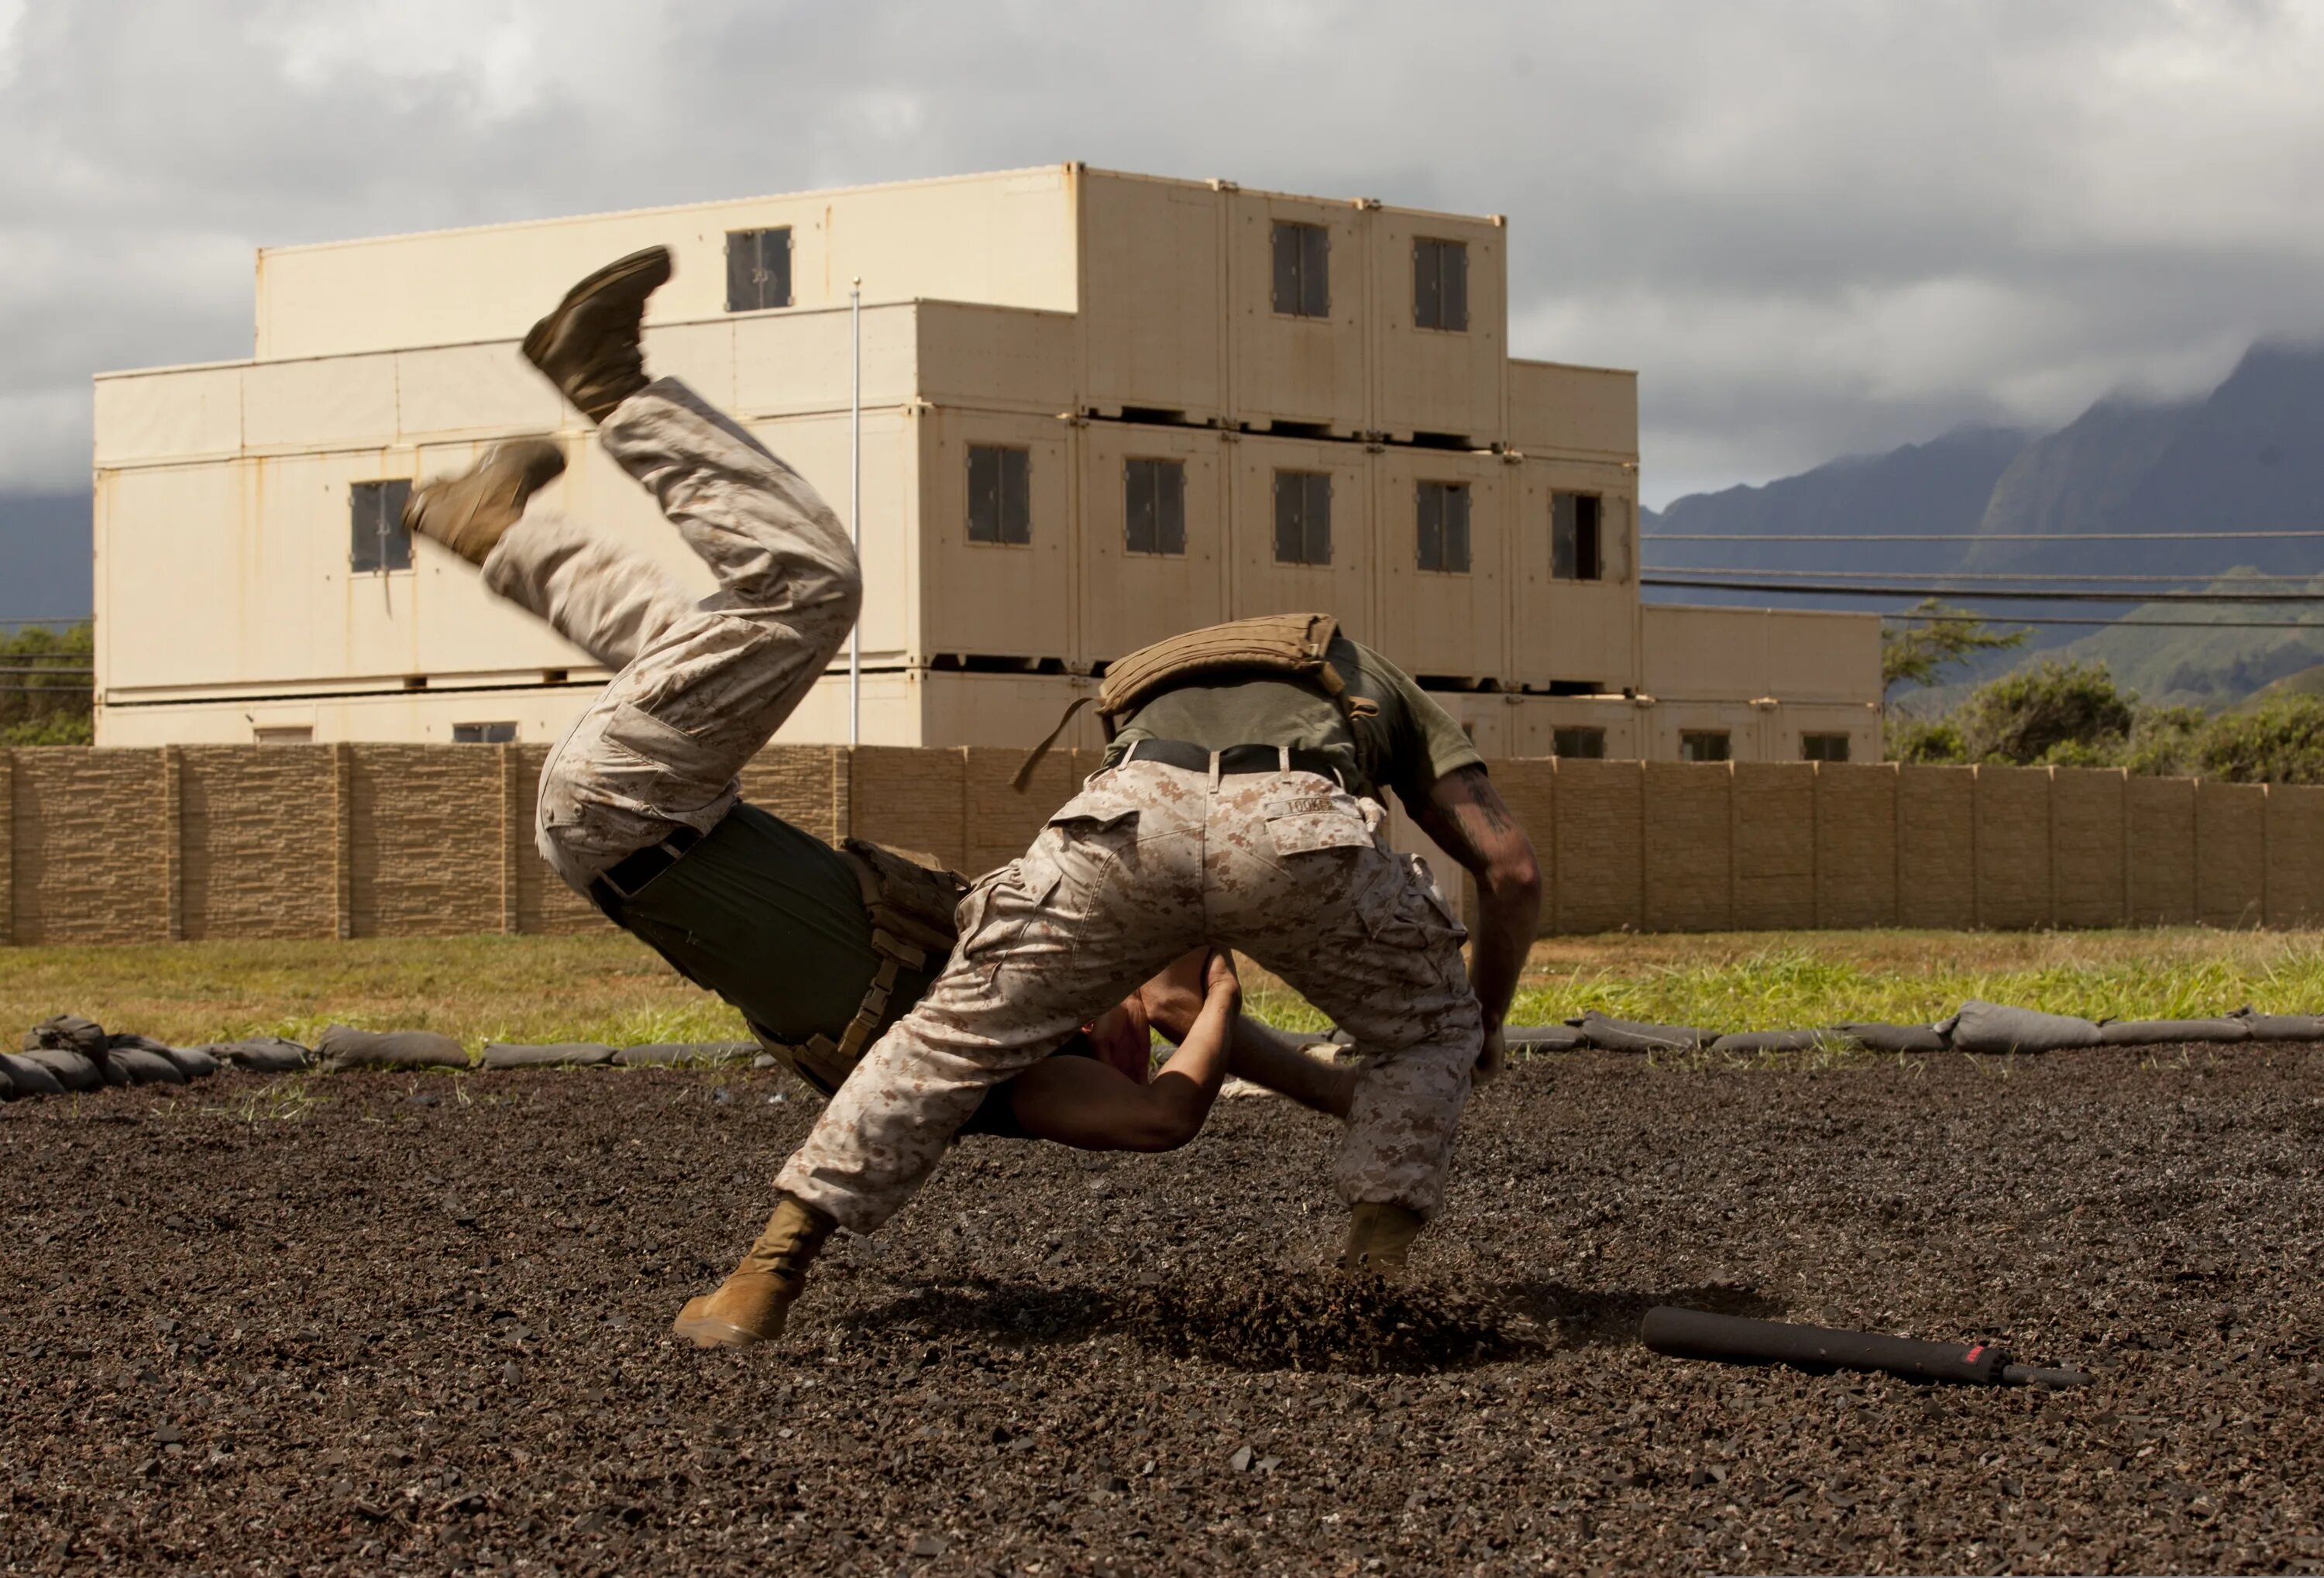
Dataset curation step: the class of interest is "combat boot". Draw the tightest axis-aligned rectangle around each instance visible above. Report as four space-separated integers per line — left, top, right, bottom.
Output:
672 1193 836 1349
1340 1201 1427 1279
402 439 566 566
521 245 673 423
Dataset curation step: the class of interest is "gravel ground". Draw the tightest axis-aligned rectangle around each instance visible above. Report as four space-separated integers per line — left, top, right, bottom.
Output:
4 1046 2322 1574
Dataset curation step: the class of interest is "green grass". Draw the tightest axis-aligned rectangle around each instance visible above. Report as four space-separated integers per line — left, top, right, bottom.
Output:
7 927 2324 1053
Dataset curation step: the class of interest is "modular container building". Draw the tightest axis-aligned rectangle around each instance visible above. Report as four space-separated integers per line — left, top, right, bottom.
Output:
94 163 1879 766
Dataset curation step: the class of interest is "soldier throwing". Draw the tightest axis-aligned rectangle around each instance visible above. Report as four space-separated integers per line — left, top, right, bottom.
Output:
400 247 1316 1347
713 614 1544 1344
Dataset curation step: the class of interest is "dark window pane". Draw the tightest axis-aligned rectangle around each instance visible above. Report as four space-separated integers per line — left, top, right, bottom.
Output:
1415 240 1440 330
350 480 412 573
1416 483 1443 572
1156 459 1185 555
726 227 792 311
1442 240 1468 332
452 722 517 744
1002 448 1030 544
1301 222 1329 317
1125 459 1154 555
1444 483 1470 572
1305 473 1332 565
1552 727 1605 760
1274 472 1302 562
1802 734 1851 763
1270 222 1299 315
1415 239 1470 332
1552 491 1602 581
969 445 1030 545
1680 731 1731 763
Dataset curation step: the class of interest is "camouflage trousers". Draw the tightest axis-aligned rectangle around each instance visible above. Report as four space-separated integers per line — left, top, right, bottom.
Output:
481 378 861 889
775 759 1484 1232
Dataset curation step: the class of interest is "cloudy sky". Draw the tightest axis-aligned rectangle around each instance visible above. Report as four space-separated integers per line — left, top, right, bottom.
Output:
2 0 2320 507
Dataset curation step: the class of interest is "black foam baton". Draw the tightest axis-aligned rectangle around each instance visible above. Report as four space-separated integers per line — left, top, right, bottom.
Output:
1641 1306 2089 1388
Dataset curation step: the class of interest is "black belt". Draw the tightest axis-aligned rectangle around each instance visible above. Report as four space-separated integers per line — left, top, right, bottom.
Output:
590 823 706 915
1118 738 1346 786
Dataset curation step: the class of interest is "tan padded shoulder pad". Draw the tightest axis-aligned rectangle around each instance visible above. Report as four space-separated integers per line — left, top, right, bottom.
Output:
1096 612 1340 720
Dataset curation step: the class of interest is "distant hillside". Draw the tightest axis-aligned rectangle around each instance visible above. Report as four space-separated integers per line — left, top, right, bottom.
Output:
1645 339 2324 705
0 490 92 622
2056 572 2324 710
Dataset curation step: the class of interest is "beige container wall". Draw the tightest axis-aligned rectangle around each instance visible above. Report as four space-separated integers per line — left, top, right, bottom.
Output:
915 407 1075 662
1077 424 1230 665
913 302 1080 416
1772 703 1884 765
1642 604 1883 708
1366 209 1506 445
1227 435 1374 641
1506 361 1638 461
1225 190 1370 434
1646 702 1769 763
1514 456 1637 691
1511 696 1645 761
253 166 1081 360
9 749 2324 947
1076 172 1226 421
1371 449 1512 682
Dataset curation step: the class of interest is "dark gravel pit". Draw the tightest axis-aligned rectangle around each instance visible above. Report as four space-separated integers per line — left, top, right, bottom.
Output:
2 1045 2321 1573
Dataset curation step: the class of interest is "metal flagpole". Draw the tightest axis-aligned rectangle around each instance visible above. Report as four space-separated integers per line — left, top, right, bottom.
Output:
848 277 862 748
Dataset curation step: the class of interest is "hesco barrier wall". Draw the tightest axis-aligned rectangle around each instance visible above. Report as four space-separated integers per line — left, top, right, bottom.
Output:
2 746 2319 946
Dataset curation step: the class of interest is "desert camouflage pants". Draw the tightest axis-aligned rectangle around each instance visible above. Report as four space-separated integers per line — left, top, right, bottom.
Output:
480 378 861 889
775 760 1483 1232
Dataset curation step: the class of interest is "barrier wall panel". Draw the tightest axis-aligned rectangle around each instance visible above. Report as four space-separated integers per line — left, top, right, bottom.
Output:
1896 767 1976 929
1550 759 1642 934
1642 761 1730 932
1975 766 2053 930
2196 780 2268 929
180 746 336 940
1490 759 1556 937
850 746 967 873
1734 764 1816 930
738 746 849 847
7 749 168 946
1815 764 1898 927
2049 768 2127 927
2127 776 2198 924
511 744 607 935
2265 784 2324 927
965 747 1076 879
346 745 502 937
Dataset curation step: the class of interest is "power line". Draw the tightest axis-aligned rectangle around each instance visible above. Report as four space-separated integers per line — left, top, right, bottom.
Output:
1643 576 2324 604
0 665 93 676
1879 612 2324 630
1650 565 2323 585
1642 530 2324 542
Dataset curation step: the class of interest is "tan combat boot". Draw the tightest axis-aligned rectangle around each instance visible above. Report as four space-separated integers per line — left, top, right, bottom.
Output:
671 1194 836 1349
1341 1201 1427 1279
402 439 566 565
521 245 673 423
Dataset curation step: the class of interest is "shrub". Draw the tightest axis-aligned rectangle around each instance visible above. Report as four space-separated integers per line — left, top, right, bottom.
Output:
1953 658 2136 765
2195 696 2324 785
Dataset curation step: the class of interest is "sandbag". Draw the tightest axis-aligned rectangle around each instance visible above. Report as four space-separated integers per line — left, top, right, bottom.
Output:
1831 1021 1948 1054
1707 1028 1841 1056
211 1037 315 1074
0 1054 66 1098
1504 1025 1588 1051
614 1041 758 1068
481 1042 617 1071
0 1060 12 1100
2096 1018 2252 1047
25 1014 108 1059
1938 1000 2102 1055
2231 1010 2324 1042
161 1046 220 1079
316 1026 469 1072
16 1047 105 1092
105 1047 187 1085
1563 1011 1710 1054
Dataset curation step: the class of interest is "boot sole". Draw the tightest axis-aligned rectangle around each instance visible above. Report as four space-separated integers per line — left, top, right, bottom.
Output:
521 246 674 368
671 1311 769 1349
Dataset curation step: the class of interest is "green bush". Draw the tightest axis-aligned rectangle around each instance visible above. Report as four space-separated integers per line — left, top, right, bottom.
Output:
1886 714 1965 764
0 623 92 745
1953 658 2135 765
2194 696 2324 784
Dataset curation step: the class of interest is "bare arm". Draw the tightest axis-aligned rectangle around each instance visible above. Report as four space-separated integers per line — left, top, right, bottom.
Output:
1138 949 1357 1120
1005 952 1242 1151
1406 764 1542 1033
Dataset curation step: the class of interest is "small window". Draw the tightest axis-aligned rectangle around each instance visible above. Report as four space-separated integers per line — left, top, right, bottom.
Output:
1270 221 1329 318
1272 470 1332 566
252 725 313 746
1551 492 1603 582
1416 481 1471 574
1679 731 1731 763
1414 238 1469 332
1802 733 1851 763
967 445 1031 545
1124 459 1187 556
1552 727 1605 760
725 227 792 311
350 480 413 573
452 722 518 744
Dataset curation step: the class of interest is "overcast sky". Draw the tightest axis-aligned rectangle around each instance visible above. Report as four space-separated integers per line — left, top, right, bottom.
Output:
2 0 2319 506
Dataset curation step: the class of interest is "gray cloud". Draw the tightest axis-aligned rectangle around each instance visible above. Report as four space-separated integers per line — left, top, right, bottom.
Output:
2 0 2319 502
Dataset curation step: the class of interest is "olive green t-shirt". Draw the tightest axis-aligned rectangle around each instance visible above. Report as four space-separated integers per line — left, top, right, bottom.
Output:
1105 636 1483 811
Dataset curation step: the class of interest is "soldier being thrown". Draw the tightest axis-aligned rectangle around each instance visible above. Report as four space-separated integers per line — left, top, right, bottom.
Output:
400 246 1324 1346
744 618 1544 1343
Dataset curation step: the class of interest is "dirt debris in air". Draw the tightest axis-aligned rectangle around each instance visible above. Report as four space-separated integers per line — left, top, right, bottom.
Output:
4 1043 2322 1573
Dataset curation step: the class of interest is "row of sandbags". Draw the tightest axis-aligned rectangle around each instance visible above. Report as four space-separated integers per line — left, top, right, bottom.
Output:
0 1015 225 1098
1484 1002 2324 1057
